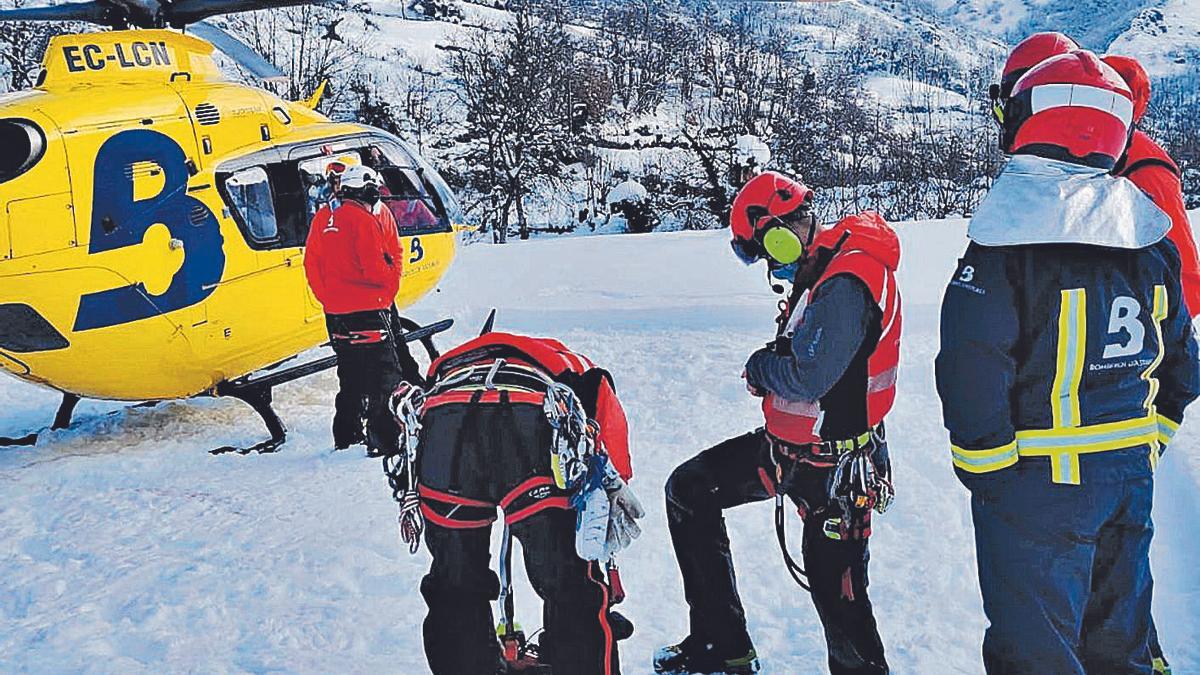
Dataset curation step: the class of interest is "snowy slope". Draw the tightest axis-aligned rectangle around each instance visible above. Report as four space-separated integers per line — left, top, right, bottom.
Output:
1108 1 1200 79
928 0 1200 78
2 217 1200 673
930 0 1153 47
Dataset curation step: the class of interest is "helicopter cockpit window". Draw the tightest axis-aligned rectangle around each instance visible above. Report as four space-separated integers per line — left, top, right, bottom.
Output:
387 139 464 224
363 143 450 235
224 167 279 243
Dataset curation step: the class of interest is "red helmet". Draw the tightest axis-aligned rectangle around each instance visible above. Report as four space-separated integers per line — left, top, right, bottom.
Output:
1003 50 1134 169
729 171 814 264
998 32 1079 100
1101 54 1151 124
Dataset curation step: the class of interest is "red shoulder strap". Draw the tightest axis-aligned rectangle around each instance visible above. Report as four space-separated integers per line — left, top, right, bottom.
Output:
815 250 885 304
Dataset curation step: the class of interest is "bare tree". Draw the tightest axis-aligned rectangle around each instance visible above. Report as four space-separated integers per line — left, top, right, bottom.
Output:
450 1 577 241
0 0 81 92
221 4 364 108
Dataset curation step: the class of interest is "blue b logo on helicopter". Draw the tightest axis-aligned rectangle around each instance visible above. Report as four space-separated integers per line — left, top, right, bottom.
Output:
74 129 226 332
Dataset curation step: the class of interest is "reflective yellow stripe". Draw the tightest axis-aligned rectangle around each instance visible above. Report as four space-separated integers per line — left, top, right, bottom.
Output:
952 287 1175 483
1052 289 1087 429
1015 415 1159 485
1158 415 1180 445
1142 285 1168 412
1155 415 1180 470
951 441 1019 474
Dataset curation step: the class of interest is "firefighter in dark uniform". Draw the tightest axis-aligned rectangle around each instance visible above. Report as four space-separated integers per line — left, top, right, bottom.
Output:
937 50 1200 674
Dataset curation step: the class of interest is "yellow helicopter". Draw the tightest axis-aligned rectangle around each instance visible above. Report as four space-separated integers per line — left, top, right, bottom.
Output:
0 0 461 453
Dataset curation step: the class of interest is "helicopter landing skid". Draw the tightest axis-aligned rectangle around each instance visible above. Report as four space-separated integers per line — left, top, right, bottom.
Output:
209 317 454 456
210 385 286 456
0 393 82 447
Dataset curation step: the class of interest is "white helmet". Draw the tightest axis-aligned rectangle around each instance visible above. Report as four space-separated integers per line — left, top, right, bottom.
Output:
340 165 381 190
337 165 383 205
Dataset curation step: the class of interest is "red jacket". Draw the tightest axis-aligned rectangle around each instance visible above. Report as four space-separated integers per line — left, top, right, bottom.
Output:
427 332 633 481
762 212 902 445
1118 130 1200 317
304 200 403 315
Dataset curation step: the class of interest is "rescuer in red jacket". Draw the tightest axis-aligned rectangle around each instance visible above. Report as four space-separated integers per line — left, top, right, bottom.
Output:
408 332 642 675
304 165 423 454
658 172 900 675
1105 54 1200 318
1102 53 1195 675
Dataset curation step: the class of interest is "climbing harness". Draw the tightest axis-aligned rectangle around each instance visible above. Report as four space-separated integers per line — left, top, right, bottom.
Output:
385 346 632 673
767 426 895 591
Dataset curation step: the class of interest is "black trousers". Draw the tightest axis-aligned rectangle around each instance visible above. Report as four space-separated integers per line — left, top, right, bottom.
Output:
325 307 420 453
665 429 889 675
418 402 618 675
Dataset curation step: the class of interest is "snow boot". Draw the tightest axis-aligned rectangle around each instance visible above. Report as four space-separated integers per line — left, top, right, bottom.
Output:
334 427 365 451
653 636 760 674
1152 655 1172 675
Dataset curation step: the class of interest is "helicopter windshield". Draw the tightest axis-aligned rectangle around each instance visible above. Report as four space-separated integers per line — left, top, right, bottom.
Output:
389 139 464 225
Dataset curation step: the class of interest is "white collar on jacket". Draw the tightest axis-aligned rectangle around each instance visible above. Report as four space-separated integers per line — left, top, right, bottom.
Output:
968 155 1170 249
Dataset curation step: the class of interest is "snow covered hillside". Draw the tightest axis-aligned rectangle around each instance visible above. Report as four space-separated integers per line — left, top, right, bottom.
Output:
1108 0 1200 79
927 0 1200 78
3 217 1200 673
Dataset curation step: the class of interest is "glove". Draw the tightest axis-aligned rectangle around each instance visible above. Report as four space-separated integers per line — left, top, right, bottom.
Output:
742 369 765 397
605 480 645 554
744 347 774 394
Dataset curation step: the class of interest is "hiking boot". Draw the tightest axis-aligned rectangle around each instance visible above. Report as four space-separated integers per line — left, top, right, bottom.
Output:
653 636 760 674
334 429 365 450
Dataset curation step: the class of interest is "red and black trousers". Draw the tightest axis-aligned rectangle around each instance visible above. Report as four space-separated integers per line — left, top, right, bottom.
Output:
325 307 423 452
417 395 619 675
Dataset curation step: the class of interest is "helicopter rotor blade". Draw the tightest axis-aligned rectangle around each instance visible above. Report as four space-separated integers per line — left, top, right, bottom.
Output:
166 0 340 26
189 20 287 82
0 1 114 25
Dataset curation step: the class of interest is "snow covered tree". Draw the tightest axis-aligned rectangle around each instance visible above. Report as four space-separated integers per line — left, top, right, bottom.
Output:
408 0 465 23
0 0 81 92
450 0 579 241
222 4 363 108
1146 72 1200 207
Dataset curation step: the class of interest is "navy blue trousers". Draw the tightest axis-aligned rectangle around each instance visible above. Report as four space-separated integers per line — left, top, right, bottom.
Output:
966 448 1155 675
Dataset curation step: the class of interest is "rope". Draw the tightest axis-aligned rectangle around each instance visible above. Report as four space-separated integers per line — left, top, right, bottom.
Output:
386 383 427 554
768 448 812 592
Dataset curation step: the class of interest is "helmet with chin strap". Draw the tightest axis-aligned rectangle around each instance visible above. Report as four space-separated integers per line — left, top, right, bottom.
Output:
1002 50 1135 170
729 171 815 266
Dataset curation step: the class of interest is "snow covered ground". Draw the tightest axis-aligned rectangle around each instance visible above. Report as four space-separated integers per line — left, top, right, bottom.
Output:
2 215 1199 673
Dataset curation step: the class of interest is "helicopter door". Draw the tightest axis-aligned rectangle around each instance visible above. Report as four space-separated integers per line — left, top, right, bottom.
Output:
288 146 367 322
214 158 310 354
